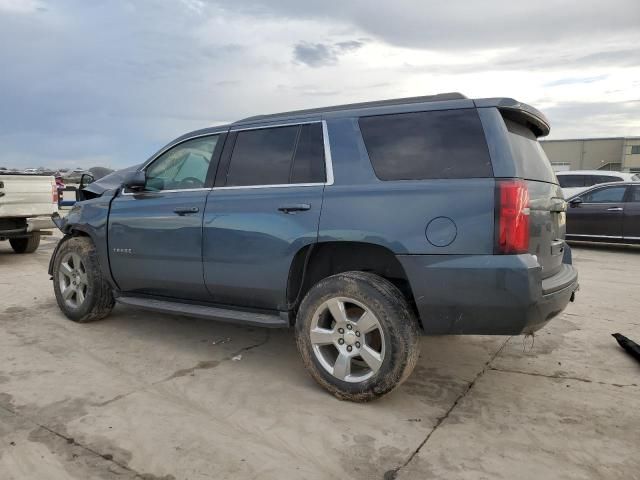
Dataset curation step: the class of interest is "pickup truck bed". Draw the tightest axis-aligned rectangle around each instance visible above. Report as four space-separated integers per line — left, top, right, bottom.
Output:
0 173 58 253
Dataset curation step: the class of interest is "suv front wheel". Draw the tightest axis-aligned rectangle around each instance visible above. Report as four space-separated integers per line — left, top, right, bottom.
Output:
52 236 115 323
295 271 420 401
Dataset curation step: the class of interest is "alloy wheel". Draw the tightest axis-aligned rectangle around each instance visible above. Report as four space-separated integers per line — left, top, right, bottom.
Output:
309 297 385 383
58 252 89 309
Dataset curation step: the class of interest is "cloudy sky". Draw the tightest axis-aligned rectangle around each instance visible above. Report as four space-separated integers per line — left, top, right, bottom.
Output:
1 0 639 169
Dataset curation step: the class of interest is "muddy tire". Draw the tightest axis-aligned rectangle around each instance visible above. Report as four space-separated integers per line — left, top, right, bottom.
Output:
295 271 420 402
10 232 41 254
52 236 114 323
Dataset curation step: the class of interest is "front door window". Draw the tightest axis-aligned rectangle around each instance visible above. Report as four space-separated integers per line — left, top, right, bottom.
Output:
145 136 218 191
580 186 627 203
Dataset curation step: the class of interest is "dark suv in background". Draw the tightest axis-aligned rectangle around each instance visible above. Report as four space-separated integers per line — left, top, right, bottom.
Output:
50 93 578 401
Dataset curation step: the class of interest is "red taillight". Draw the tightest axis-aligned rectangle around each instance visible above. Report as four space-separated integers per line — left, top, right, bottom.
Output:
496 180 530 254
52 181 58 204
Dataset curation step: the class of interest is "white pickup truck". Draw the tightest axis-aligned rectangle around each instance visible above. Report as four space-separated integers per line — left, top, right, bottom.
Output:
0 174 58 253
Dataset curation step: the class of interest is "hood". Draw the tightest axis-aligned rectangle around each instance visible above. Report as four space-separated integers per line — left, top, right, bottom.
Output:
83 164 141 196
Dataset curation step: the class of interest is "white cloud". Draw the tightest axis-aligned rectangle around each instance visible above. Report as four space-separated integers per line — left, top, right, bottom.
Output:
0 0 44 13
0 0 639 168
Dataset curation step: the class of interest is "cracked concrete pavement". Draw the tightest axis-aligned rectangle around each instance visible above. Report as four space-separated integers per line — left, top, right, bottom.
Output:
1 233 639 479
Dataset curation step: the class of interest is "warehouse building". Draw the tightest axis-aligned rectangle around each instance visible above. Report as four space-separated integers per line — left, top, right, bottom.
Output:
540 137 640 173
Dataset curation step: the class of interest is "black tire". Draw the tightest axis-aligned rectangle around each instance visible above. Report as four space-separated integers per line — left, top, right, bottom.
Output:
10 232 41 254
52 236 115 323
295 271 420 402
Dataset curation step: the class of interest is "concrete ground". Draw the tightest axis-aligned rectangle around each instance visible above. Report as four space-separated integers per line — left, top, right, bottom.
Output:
1 234 639 480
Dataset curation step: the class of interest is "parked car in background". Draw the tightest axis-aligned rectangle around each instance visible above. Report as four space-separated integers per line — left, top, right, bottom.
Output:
49 93 578 401
557 170 639 199
0 173 58 253
88 167 114 180
566 182 640 243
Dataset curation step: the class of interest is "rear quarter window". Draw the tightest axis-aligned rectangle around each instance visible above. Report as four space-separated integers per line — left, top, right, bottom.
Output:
595 175 622 184
504 119 557 184
558 175 585 188
359 108 493 180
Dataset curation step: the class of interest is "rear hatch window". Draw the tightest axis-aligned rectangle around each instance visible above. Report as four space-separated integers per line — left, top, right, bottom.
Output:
505 119 557 184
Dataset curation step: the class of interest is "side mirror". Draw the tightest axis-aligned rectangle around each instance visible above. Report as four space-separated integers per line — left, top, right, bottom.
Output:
569 197 583 207
123 170 146 191
79 173 95 190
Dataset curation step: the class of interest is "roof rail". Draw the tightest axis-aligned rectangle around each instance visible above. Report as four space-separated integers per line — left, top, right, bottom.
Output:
234 92 468 124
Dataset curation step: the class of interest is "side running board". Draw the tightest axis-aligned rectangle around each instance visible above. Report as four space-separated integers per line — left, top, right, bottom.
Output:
115 296 289 328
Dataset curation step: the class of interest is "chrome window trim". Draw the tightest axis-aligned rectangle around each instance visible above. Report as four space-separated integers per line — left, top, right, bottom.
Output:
566 234 630 239
322 120 335 185
122 187 211 196
121 120 334 196
575 202 626 206
229 119 320 132
213 182 325 191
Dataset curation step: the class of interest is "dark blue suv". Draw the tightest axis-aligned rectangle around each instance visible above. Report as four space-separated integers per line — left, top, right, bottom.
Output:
50 93 578 401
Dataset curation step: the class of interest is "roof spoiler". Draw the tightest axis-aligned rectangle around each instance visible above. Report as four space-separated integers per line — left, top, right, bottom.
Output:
474 98 551 137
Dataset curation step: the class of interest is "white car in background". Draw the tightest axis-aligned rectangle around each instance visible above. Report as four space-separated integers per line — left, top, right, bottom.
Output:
557 170 640 199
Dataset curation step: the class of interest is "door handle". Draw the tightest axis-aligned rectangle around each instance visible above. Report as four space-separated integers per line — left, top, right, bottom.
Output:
278 203 311 214
173 206 200 215
606 207 623 212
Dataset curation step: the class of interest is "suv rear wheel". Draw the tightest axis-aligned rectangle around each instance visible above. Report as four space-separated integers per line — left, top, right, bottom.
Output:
52 236 115 323
295 271 420 401
9 232 41 253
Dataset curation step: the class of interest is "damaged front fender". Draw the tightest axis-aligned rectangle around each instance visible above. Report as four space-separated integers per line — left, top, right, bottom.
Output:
51 211 69 233
47 194 118 289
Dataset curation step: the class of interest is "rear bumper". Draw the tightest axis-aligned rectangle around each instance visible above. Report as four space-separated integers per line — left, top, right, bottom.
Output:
27 216 55 232
398 247 578 335
0 216 54 239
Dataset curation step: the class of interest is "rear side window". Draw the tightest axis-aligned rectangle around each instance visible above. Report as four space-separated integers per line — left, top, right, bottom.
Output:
595 175 622 184
225 123 326 187
226 126 298 186
558 175 584 188
629 186 640 202
359 109 492 180
505 119 557 184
